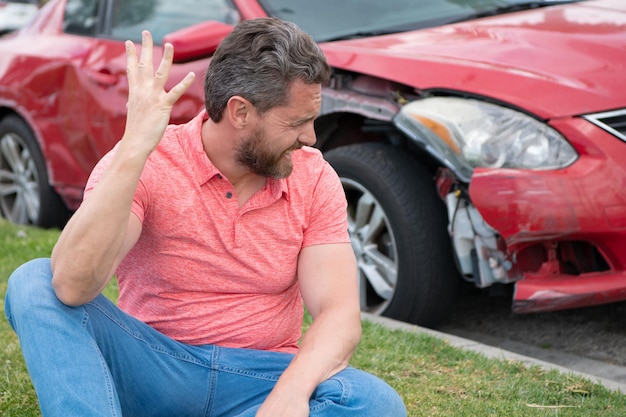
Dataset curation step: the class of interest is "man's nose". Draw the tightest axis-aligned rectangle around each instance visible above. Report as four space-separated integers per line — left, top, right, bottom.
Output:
299 124 317 147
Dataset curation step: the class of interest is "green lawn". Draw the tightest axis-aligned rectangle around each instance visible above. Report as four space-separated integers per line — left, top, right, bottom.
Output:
1 219 625 416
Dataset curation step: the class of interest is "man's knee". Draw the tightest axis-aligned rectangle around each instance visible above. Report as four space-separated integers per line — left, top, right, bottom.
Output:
311 368 407 416
5 258 55 326
349 370 406 416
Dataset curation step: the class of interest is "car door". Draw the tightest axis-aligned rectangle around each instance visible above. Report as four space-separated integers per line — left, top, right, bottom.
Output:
47 0 111 190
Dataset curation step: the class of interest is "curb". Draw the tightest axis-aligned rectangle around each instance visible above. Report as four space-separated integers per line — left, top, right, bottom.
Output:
361 313 626 395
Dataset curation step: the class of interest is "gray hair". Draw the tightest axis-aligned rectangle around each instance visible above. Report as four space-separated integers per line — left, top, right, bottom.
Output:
204 17 331 122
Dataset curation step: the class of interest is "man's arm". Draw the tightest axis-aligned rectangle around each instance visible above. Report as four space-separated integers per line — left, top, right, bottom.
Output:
256 242 361 416
51 31 195 306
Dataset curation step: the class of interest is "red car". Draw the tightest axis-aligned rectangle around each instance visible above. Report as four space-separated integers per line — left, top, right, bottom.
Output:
1 0 626 327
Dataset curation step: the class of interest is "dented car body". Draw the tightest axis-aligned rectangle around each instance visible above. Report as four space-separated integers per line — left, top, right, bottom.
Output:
1 0 626 326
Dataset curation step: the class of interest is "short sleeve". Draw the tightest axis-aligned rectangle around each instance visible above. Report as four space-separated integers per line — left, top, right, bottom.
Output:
301 161 350 247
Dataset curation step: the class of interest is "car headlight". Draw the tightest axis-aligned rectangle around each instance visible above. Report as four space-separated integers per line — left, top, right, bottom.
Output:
393 97 578 182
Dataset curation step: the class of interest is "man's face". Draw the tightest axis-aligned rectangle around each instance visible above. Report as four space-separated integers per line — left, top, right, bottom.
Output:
236 80 322 179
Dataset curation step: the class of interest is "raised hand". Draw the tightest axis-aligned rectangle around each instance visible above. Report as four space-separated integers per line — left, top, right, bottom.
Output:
122 30 195 157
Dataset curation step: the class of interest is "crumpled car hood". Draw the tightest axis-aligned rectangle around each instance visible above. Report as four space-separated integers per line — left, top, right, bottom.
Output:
320 0 626 118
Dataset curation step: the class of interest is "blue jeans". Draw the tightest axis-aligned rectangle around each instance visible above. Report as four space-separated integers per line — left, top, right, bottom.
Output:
5 258 406 417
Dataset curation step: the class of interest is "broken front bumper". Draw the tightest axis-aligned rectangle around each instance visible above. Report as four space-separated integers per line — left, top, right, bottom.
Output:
470 116 626 313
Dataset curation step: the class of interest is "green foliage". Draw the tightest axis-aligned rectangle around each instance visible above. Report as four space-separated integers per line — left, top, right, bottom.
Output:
1 220 625 416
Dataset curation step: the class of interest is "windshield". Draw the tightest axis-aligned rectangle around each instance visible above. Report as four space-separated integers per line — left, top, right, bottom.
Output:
259 0 582 42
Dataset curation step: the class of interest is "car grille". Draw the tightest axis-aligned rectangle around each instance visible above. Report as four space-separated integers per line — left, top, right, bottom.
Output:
583 109 626 142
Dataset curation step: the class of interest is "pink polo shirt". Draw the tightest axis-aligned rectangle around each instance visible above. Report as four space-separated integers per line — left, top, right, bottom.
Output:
84 111 350 353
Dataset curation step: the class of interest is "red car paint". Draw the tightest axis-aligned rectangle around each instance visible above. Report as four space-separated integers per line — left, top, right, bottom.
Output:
320 3 626 119
2 0 626 323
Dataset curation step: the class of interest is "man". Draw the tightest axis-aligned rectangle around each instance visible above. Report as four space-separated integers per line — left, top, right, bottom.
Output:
5 17 406 417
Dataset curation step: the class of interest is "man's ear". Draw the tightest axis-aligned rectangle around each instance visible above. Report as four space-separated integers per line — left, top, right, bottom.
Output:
226 96 252 129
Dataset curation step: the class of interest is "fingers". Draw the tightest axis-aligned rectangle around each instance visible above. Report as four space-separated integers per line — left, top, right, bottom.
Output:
125 40 137 79
167 71 196 105
120 31 195 154
151 42 195 105
154 42 174 87
138 30 154 74
125 31 156 88
124 31 194 105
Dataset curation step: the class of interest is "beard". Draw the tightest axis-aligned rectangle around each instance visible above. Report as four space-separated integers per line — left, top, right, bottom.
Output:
236 127 301 179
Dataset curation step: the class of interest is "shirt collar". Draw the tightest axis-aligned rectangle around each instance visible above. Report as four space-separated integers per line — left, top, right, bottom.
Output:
180 110 289 201
178 110 218 186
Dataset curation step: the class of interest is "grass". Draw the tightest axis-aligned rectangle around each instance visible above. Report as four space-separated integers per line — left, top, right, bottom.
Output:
1 219 625 416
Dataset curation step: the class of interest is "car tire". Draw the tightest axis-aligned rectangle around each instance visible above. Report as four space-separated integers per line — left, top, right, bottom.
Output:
0 115 69 228
325 142 459 327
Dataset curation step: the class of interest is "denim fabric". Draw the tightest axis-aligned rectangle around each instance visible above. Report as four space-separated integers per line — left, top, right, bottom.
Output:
5 258 406 417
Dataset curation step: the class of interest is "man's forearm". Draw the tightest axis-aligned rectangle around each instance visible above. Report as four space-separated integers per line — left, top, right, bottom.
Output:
270 307 361 403
50 144 146 305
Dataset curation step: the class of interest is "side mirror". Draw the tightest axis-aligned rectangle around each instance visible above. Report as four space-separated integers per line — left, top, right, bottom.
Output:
163 20 234 63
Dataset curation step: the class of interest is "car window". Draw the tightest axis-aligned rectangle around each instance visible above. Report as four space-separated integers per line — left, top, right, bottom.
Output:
260 0 471 41
109 0 240 44
63 0 100 36
259 0 581 42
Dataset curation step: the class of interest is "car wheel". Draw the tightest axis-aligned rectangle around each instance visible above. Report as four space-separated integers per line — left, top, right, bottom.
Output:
325 142 459 327
0 115 68 228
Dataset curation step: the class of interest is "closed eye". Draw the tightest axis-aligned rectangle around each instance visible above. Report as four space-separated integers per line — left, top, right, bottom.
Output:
291 117 315 128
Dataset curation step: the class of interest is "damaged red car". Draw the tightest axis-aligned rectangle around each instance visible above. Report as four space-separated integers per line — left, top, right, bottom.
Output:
1 0 626 327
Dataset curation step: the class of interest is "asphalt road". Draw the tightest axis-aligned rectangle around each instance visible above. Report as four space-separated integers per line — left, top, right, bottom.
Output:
435 285 626 391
